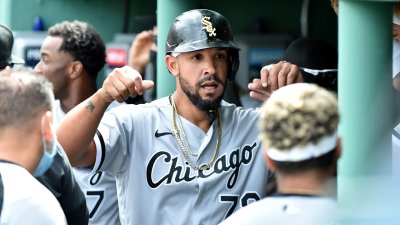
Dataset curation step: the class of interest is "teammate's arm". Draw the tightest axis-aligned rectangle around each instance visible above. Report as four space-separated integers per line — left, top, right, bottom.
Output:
248 61 304 102
128 30 155 74
57 66 154 167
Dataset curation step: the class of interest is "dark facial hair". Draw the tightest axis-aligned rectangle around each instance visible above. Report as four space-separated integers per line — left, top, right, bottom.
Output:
179 74 225 119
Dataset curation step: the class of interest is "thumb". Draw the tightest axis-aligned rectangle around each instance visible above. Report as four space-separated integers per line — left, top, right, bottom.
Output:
142 80 155 90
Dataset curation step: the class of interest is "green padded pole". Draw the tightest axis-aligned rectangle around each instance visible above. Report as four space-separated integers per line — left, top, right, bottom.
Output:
0 0 12 26
338 0 398 222
156 0 198 98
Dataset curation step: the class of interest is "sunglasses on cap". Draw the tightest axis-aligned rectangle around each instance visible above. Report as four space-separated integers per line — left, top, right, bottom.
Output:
300 67 338 92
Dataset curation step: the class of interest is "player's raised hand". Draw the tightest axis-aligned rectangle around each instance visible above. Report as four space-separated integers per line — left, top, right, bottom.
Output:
248 61 304 102
99 66 154 103
128 29 157 74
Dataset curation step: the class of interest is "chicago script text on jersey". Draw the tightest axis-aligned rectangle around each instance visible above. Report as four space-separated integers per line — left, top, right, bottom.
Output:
146 141 258 189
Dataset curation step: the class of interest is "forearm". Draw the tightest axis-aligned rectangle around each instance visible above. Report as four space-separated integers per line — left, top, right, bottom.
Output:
57 91 110 167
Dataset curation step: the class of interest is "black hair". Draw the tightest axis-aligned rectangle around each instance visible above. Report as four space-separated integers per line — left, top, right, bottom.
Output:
48 20 106 79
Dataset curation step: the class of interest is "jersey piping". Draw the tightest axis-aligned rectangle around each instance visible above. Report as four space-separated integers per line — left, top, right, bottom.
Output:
95 130 106 172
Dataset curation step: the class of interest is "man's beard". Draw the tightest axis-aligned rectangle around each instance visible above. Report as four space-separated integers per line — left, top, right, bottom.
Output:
179 74 225 119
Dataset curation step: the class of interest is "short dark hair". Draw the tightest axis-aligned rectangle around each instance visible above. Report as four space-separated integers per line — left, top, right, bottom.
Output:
48 20 106 79
0 67 54 130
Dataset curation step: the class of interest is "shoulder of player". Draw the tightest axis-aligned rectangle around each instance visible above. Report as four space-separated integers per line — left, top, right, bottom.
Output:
104 97 170 120
220 100 260 120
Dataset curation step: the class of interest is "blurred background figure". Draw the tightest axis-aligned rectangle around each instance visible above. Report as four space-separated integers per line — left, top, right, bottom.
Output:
392 3 400 91
220 83 341 225
283 37 338 93
127 15 157 104
128 24 157 75
0 68 67 225
389 3 400 180
0 24 25 70
35 20 120 225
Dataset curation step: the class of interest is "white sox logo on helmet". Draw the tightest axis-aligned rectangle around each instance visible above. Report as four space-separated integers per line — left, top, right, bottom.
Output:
201 16 217 37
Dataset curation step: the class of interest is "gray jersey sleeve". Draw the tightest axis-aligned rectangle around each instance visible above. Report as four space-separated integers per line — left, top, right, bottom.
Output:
93 103 154 175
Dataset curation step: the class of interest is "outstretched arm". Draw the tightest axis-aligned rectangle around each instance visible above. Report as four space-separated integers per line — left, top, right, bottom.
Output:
57 66 154 167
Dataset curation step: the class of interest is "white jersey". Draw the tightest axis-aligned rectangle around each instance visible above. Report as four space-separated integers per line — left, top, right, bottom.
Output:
54 100 121 225
219 194 340 225
0 161 67 225
93 97 270 225
392 123 400 179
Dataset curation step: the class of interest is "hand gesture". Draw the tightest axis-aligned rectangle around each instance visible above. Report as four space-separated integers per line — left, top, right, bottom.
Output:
248 61 304 102
99 66 154 103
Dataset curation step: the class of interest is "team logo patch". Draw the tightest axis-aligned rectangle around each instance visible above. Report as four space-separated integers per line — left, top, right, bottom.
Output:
201 16 216 37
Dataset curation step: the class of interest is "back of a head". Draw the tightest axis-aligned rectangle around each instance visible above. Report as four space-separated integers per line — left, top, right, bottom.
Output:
0 68 54 133
48 20 106 78
284 37 338 92
166 9 240 80
0 24 25 69
259 83 339 171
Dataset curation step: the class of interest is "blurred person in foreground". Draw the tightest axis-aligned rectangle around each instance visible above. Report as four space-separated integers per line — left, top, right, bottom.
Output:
1 22 87 224
220 83 341 225
0 68 67 225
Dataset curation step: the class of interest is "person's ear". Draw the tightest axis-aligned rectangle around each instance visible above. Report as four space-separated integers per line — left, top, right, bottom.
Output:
165 55 179 77
263 149 277 172
69 61 83 79
41 111 53 141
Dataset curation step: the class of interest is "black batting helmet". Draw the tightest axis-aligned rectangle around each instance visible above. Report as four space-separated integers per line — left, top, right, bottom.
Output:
166 9 240 81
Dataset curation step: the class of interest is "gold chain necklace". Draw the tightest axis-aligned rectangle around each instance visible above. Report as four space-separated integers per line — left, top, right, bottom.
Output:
175 109 199 157
171 95 222 171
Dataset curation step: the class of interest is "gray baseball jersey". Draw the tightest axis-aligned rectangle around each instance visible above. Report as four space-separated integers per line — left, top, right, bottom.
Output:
54 100 121 225
92 96 270 225
218 194 340 225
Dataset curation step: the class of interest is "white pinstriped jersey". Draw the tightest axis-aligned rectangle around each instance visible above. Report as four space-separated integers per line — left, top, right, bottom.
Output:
218 194 340 225
93 97 270 225
54 100 121 225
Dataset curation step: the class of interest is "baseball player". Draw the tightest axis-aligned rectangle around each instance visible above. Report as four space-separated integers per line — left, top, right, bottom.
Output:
35 20 121 225
0 69 67 225
57 9 302 225
219 83 341 225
